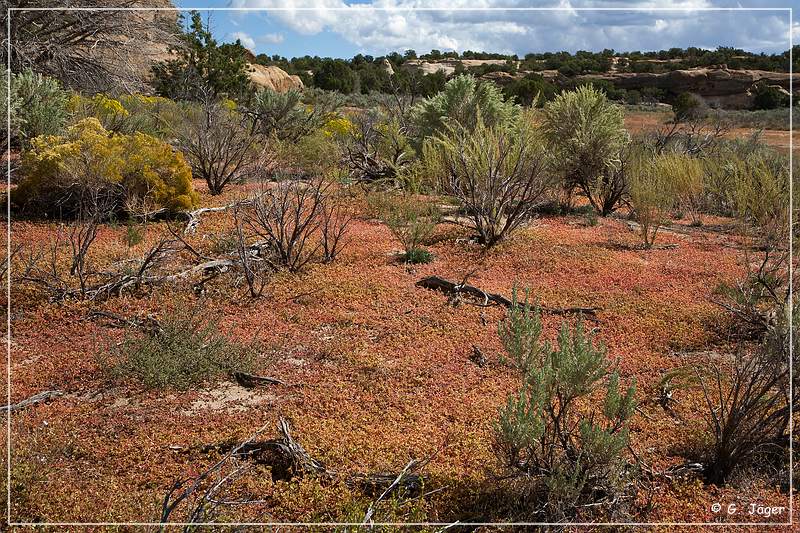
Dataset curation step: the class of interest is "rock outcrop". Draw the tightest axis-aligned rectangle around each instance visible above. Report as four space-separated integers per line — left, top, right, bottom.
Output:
403 58 517 76
247 64 305 93
404 57 798 109
577 67 798 109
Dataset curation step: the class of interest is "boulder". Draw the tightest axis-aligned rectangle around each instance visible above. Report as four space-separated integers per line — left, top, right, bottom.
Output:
247 64 305 93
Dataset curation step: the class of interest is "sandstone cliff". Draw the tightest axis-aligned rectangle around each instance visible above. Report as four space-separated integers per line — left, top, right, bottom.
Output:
576 68 797 109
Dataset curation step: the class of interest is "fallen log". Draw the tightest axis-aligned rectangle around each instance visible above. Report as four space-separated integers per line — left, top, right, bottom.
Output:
233 371 287 388
416 276 600 317
88 310 164 336
2 390 63 411
203 418 429 497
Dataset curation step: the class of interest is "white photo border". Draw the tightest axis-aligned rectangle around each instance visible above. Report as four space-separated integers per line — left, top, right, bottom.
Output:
4 5 794 528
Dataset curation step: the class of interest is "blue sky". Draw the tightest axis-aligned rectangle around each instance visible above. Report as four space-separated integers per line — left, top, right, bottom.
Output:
171 1 798 59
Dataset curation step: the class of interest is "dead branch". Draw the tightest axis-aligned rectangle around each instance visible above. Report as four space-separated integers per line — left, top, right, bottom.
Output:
183 202 250 235
88 310 163 336
416 276 600 318
160 422 272 528
233 371 286 388
2 390 63 411
362 459 419 525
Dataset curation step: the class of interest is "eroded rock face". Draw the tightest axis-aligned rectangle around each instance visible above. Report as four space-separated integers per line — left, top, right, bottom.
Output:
403 58 516 76
247 64 305 92
576 68 798 109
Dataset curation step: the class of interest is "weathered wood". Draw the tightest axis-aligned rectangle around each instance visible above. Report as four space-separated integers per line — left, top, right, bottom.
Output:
233 371 286 388
416 275 600 317
2 390 63 411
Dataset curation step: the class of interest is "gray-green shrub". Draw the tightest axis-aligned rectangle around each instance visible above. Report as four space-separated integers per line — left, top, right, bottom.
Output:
109 312 255 390
494 290 637 521
9 69 69 145
542 85 630 215
425 110 551 247
411 74 518 141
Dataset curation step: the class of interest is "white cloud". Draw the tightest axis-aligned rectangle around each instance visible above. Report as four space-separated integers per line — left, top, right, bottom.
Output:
227 0 793 55
259 32 286 44
228 31 256 50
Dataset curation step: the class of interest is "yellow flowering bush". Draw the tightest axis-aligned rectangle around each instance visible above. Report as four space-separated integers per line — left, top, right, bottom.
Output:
321 116 353 139
16 118 197 215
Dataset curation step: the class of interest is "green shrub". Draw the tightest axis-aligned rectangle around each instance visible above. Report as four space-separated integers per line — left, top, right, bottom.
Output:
313 59 356 93
673 92 707 122
108 312 255 390
374 193 439 261
425 111 551 247
629 154 679 248
411 74 519 140
668 155 705 226
247 88 342 142
542 85 630 215
403 247 433 264
728 150 789 244
1 71 23 147
503 73 556 107
122 223 145 247
752 82 790 110
494 290 636 521
346 111 415 188
16 118 197 216
9 69 69 146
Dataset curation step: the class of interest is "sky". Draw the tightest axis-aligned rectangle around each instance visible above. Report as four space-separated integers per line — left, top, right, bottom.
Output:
170 1 800 59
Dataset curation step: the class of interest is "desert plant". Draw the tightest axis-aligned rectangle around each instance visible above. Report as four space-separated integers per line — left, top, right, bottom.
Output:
752 82 790 110
673 92 707 122
320 196 354 264
245 178 345 272
494 290 637 521
346 111 415 189
16 118 197 217
109 311 255 389
728 150 789 245
273 128 342 179
246 88 342 142
0 71 22 157
668 155 706 226
377 194 439 263
9 69 69 146
68 93 131 133
6 2 178 93
542 85 630 215
426 111 551 247
411 74 518 141
175 100 264 195
689 300 795 485
628 154 679 248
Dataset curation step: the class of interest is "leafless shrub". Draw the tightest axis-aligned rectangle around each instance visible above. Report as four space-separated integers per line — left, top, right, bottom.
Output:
244 177 350 273
320 197 354 264
690 315 793 485
176 99 266 195
653 118 729 156
232 205 270 298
